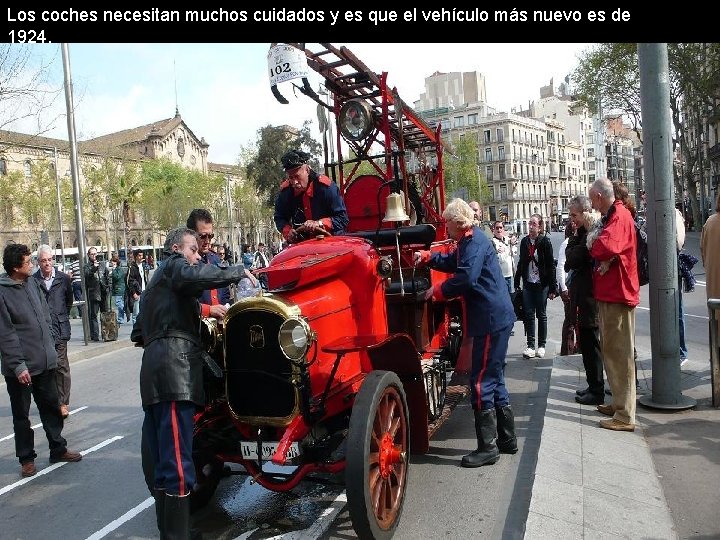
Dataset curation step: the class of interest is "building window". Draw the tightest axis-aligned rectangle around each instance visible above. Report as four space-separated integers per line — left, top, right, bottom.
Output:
0 158 6 176
484 130 491 144
23 160 32 178
496 128 504 143
486 165 493 182
454 116 464 128
441 119 450 130
499 164 506 179
498 146 505 161
468 114 478 125
485 148 492 162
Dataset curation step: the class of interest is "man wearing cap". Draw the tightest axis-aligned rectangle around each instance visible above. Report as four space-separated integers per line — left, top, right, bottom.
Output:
274 149 349 243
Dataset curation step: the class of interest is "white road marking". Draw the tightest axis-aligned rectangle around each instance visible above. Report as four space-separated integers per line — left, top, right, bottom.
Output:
0 435 123 497
258 492 348 540
84 496 155 540
636 306 709 320
0 406 89 442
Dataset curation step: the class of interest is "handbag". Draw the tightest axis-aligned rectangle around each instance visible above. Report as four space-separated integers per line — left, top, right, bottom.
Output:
511 287 524 321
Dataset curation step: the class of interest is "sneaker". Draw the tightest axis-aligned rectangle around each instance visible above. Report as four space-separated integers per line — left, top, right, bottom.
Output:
596 404 614 416
536 347 546 358
680 357 689 368
21 461 37 477
49 450 82 463
522 347 535 358
599 418 635 432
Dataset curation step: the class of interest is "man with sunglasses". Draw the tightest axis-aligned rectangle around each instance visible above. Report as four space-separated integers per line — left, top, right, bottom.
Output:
274 149 349 244
187 209 257 319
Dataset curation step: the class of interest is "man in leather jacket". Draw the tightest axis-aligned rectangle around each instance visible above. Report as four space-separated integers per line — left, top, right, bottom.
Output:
131 227 248 539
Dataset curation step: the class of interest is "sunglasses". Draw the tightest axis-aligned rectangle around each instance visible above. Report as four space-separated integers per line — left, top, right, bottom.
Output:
198 233 214 241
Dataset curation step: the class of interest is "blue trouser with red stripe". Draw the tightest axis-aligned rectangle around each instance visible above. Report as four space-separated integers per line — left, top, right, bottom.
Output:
471 324 513 411
142 401 196 495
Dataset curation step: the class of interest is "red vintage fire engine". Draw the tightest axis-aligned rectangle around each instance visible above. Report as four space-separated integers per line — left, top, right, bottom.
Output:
177 44 472 538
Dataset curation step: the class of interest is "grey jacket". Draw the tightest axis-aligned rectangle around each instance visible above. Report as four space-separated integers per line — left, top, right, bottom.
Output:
0 274 58 378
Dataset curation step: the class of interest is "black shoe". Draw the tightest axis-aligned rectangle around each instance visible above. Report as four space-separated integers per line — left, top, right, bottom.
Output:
496 405 518 454
575 387 590 396
575 393 604 405
462 409 500 467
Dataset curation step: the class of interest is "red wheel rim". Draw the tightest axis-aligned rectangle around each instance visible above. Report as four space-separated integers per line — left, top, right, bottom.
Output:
368 386 407 529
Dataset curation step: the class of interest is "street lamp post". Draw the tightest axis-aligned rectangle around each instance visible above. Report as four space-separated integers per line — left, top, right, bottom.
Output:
52 147 67 271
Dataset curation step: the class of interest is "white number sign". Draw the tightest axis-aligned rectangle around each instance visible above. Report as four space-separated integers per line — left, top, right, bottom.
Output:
268 43 310 86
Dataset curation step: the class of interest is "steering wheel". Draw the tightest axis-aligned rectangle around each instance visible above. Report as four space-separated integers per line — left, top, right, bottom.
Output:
290 223 333 243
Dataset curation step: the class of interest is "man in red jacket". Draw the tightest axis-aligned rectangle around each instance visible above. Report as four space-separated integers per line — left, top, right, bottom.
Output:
588 178 639 432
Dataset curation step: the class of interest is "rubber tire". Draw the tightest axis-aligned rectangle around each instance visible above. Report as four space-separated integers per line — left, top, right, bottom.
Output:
346 370 409 539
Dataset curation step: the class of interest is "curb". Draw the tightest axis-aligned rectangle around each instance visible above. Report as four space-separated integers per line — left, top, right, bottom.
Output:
67 338 134 363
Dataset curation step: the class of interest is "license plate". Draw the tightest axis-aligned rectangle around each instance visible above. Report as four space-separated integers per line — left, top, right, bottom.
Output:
239 441 300 461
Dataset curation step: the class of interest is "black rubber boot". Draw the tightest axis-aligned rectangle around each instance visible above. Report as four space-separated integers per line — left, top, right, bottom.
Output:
495 405 518 454
153 488 165 536
163 493 201 540
461 409 500 467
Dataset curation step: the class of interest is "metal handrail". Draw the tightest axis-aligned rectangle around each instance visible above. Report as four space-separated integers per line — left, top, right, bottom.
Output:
708 298 720 408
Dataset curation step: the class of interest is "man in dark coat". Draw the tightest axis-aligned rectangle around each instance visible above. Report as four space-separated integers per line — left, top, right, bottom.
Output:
0 243 82 478
34 245 74 418
415 199 517 468
273 149 349 243
132 227 249 538
84 246 103 341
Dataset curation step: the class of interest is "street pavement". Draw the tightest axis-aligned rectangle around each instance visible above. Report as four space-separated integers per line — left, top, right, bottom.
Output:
60 239 720 539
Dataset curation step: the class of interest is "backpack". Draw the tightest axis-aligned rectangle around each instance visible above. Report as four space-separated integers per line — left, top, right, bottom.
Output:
635 222 649 286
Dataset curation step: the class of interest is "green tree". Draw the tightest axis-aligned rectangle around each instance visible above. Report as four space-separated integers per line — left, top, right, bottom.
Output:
244 121 322 207
18 159 56 241
0 170 23 229
443 136 490 204
572 43 720 226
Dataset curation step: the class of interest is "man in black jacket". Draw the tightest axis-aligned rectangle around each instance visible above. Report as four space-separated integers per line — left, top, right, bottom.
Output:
34 245 74 418
0 244 82 478
514 214 557 359
132 227 248 539
84 247 103 341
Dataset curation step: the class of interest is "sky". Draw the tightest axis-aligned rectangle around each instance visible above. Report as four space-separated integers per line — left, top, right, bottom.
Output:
10 43 593 165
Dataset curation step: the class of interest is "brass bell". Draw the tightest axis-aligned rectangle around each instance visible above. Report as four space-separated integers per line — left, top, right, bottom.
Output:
382 192 410 223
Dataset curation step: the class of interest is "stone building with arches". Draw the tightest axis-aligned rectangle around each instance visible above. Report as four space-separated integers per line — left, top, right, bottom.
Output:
0 109 242 257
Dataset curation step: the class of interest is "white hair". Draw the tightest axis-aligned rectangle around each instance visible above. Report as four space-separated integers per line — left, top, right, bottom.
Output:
442 198 474 229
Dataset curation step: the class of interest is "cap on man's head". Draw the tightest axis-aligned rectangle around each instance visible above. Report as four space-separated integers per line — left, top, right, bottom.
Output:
281 149 311 171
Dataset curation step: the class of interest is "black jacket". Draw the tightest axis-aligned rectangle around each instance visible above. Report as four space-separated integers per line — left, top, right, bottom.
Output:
33 269 73 342
564 227 599 328
84 260 102 302
514 234 557 293
132 253 247 407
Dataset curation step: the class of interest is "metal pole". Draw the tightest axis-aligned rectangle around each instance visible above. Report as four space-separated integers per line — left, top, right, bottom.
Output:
225 175 234 262
53 147 67 271
62 43 90 346
637 43 695 410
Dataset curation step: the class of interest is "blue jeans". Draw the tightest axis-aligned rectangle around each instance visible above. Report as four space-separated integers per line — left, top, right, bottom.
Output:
504 277 512 296
112 295 125 323
522 282 549 349
678 285 687 359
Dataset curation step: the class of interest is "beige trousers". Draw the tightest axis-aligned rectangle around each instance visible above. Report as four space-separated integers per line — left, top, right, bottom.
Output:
597 301 636 424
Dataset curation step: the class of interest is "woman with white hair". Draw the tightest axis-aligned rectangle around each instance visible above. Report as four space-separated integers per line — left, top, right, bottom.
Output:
565 195 605 405
414 198 517 468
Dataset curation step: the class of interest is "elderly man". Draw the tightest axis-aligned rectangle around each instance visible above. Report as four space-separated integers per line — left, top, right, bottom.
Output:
33 245 74 418
273 149 349 243
0 244 82 478
133 227 250 538
588 178 639 432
